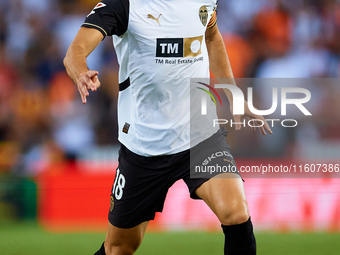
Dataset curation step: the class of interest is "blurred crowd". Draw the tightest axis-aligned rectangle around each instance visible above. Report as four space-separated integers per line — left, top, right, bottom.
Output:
0 0 340 175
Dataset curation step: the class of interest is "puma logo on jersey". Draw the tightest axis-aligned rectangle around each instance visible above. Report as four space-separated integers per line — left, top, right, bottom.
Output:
87 2 106 17
147 14 162 26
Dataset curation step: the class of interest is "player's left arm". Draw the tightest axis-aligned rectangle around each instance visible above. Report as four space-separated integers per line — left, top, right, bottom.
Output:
205 24 273 135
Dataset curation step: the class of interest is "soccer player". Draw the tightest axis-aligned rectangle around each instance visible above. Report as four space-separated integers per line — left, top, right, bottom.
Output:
63 0 272 254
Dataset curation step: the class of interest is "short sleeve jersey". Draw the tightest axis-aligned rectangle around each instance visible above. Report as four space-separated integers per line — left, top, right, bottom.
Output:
82 0 219 156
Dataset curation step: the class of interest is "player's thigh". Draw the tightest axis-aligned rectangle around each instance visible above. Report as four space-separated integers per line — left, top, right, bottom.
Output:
195 173 249 225
105 221 149 254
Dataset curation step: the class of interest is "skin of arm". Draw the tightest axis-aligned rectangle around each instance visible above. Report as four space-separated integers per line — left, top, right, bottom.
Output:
63 27 104 104
205 24 272 135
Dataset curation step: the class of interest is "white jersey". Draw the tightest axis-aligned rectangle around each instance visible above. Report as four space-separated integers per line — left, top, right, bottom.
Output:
83 0 219 156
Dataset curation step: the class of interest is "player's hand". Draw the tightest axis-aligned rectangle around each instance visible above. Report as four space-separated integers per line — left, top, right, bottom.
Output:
76 70 101 104
232 100 273 135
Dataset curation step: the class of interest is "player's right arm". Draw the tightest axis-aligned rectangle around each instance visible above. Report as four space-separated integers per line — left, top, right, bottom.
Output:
63 27 103 104
64 0 128 104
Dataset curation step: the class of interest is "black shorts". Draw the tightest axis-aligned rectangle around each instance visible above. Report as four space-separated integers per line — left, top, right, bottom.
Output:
108 128 239 228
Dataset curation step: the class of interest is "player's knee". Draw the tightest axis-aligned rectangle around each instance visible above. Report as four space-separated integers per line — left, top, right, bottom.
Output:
104 238 142 255
216 200 250 226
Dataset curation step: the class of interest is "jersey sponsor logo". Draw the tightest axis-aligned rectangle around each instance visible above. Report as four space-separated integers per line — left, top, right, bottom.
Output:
147 13 162 26
202 151 233 166
199 6 208 26
156 38 183 57
156 35 203 58
87 2 106 17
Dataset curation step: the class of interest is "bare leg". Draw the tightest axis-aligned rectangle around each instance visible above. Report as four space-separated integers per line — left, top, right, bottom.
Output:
196 173 256 255
104 221 149 255
195 173 249 225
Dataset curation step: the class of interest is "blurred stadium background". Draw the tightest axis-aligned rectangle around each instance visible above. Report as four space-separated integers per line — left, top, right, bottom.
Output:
1 0 340 254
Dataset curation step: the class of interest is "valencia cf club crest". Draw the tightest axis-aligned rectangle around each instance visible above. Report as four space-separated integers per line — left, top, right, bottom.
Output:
199 6 208 26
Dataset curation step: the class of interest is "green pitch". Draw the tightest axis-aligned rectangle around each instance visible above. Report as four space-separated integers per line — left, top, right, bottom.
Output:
1 221 340 255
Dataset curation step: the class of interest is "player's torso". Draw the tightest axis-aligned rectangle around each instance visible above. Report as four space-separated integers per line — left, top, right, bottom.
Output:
115 0 218 156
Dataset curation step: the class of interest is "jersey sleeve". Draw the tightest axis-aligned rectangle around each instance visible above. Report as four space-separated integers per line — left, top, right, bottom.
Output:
207 10 217 29
207 1 218 29
81 0 129 38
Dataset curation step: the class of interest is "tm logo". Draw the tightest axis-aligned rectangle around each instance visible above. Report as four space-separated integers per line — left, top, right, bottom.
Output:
197 82 222 115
